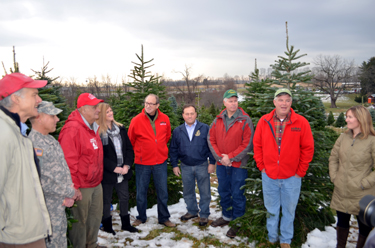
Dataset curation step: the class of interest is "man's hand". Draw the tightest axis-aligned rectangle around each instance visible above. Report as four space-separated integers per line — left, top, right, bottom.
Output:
74 188 82 201
173 167 181 176
294 174 301 178
221 154 232 167
114 167 123 174
261 169 265 173
208 164 215 173
63 197 75 207
121 166 130 175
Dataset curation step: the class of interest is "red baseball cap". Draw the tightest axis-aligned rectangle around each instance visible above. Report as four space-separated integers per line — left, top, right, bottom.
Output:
0 73 48 100
77 93 104 108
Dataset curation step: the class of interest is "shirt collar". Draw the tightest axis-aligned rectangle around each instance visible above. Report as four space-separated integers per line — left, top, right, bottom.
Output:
79 112 99 133
185 120 197 128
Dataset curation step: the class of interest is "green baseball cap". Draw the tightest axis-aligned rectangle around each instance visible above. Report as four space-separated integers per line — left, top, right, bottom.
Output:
274 88 292 98
223 89 238 99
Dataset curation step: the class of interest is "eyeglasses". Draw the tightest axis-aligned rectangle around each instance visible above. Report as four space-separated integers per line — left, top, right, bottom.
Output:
145 102 158 106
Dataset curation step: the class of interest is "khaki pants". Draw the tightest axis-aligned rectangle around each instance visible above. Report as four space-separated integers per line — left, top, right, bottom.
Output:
0 239 46 248
69 184 103 248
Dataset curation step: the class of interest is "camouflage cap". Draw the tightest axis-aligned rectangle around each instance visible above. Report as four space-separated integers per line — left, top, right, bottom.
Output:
37 101 63 115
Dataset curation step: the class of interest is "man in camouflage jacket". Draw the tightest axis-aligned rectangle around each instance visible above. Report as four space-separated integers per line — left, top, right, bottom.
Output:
29 101 77 248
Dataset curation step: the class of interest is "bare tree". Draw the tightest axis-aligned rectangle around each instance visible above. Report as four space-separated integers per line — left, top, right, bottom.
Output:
173 65 201 103
313 54 356 108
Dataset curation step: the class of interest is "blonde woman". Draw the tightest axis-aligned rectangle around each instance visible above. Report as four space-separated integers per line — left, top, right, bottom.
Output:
329 105 375 248
97 103 138 234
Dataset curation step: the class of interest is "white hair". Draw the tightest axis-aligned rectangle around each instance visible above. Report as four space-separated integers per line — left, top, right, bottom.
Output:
0 88 25 109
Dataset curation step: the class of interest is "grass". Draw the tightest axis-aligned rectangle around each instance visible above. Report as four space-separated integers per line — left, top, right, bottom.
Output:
323 93 363 115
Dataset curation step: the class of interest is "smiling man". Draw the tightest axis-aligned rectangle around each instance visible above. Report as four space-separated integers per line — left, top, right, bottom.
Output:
170 104 216 226
58 93 105 248
128 94 175 228
253 88 314 248
208 89 254 238
0 73 51 247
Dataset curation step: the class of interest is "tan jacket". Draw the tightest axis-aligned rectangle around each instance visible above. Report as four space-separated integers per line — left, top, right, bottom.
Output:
0 109 51 244
329 131 375 215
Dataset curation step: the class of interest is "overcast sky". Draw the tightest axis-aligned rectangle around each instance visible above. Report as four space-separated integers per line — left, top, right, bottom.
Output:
0 0 374 83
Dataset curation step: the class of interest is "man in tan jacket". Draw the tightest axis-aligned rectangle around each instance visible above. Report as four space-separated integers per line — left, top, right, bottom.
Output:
0 73 51 247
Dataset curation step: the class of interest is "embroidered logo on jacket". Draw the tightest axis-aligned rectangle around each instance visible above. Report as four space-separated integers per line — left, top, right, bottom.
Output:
90 138 98 149
195 130 201 136
291 127 301 132
160 122 167 125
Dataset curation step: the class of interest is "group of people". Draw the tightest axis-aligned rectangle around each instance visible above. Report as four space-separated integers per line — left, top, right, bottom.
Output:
0 72 374 248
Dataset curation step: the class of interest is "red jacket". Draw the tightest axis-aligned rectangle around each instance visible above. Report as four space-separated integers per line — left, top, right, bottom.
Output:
253 108 314 179
128 109 171 165
208 107 254 168
58 109 103 189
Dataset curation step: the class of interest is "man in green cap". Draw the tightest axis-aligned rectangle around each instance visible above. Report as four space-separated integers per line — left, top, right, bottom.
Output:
253 88 314 248
208 89 254 238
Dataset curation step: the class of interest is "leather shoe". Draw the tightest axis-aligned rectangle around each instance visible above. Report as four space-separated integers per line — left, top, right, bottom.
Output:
226 227 239 238
180 213 198 221
199 217 208 226
280 243 290 248
132 219 144 226
160 220 176 227
257 241 275 247
210 217 230 227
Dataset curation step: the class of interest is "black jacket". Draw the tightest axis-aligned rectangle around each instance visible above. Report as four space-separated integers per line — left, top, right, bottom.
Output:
102 125 134 184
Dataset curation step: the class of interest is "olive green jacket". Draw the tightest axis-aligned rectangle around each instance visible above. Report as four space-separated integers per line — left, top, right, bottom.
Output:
329 131 375 215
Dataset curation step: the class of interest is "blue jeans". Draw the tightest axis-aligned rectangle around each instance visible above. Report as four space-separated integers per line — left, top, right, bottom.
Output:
216 165 248 221
262 173 301 244
181 161 211 218
135 161 170 223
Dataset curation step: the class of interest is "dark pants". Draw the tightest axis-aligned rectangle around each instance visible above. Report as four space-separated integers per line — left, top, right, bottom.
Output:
135 161 170 223
102 179 129 219
336 210 372 236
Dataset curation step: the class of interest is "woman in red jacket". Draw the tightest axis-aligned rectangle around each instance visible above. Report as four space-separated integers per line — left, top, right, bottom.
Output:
97 103 138 235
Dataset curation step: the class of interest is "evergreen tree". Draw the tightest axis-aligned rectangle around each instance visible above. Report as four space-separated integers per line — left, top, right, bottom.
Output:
197 105 215 126
110 45 181 208
237 26 337 246
334 112 346 128
32 60 70 139
168 95 178 114
111 45 178 129
327 111 335 126
369 109 375 124
270 22 313 89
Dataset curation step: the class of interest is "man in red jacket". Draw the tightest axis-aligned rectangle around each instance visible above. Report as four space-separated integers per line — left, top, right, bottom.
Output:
58 93 104 248
253 89 314 248
208 89 254 238
128 94 175 227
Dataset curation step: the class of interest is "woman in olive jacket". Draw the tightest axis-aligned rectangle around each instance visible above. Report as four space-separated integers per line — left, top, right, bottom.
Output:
97 103 138 235
329 105 375 248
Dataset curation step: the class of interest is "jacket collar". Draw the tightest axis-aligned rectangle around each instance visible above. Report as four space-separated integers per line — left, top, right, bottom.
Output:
217 107 249 120
0 106 22 133
265 108 297 123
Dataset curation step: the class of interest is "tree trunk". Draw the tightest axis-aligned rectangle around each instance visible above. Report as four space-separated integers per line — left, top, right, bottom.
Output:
330 96 337 108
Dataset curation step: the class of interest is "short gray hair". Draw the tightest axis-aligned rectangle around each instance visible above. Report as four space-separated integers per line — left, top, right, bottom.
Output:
0 88 25 109
145 94 159 104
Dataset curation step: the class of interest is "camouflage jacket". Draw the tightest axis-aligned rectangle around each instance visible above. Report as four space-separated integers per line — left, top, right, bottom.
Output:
28 129 75 205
